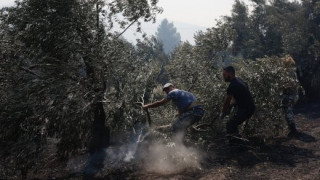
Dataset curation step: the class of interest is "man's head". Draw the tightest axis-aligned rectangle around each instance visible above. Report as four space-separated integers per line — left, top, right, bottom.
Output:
283 55 296 68
163 83 174 94
223 66 235 82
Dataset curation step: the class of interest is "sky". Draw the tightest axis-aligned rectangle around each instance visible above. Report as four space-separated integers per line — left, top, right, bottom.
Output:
0 0 14 8
157 0 251 27
127 0 252 43
0 0 252 43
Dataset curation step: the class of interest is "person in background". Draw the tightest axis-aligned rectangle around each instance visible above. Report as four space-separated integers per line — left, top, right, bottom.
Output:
280 55 302 137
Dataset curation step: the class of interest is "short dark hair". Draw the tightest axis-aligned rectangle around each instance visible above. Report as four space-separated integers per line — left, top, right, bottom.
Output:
223 66 235 74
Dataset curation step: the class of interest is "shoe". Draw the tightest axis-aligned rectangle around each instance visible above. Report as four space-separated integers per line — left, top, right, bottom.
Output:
288 130 299 138
288 123 298 137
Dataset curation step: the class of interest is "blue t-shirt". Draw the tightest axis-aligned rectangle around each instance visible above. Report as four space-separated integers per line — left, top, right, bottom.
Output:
165 89 196 113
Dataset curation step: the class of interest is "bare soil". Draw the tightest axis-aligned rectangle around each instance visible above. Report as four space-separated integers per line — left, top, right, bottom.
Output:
28 103 320 180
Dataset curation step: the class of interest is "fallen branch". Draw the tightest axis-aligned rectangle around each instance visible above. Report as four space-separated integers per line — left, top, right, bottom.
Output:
19 66 42 78
135 93 152 127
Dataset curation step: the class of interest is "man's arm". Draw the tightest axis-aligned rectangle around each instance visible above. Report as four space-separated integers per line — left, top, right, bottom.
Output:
220 94 232 118
143 98 170 110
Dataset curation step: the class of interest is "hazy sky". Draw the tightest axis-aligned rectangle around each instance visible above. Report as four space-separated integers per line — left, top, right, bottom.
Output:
0 0 252 43
0 0 252 27
0 0 14 8
157 0 251 27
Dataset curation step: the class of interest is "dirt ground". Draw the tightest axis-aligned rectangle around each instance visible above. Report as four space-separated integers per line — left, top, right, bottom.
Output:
127 103 319 180
28 103 320 180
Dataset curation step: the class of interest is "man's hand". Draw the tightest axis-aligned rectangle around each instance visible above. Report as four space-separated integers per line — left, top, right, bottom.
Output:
142 104 149 111
222 94 232 116
141 99 169 111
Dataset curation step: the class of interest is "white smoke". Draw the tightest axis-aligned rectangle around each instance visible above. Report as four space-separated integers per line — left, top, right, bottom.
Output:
142 142 201 174
66 130 202 176
139 132 202 174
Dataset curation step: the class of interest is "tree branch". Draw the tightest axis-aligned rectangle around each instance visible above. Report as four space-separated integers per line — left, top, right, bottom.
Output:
116 18 139 39
19 66 42 78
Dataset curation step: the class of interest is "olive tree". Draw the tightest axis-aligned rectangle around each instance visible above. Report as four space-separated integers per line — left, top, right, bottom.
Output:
0 0 162 178
165 41 299 142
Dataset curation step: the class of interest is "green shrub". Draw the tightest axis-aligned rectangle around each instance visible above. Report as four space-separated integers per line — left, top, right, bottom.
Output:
162 47 298 139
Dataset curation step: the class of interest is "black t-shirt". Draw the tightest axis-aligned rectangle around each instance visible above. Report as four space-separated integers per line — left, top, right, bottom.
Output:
227 77 255 109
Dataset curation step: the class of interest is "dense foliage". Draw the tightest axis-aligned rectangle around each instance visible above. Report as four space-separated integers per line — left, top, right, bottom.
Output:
219 0 320 99
0 0 161 178
164 43 298 138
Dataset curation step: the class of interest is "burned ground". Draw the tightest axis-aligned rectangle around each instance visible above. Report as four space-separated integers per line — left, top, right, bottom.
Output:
24 103 320 180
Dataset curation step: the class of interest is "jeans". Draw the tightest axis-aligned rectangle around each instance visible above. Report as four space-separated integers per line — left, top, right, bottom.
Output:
172 105 205 134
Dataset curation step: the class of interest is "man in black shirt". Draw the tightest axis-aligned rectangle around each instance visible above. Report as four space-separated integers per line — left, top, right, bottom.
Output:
220 66 255 136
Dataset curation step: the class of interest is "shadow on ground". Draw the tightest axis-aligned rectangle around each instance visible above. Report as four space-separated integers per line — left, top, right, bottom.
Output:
205 132 318 169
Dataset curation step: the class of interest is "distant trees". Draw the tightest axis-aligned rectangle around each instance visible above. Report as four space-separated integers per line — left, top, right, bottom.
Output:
194 20 235 66
136 35 168 63
192 0 320 100
156 18 181 55
228 0 251 58
247 0 320 100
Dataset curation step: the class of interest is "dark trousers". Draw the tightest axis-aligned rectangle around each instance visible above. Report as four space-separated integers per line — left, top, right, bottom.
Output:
226 106 254 135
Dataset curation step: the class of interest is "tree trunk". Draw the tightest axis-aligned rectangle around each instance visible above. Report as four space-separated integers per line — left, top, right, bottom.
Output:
89 101 109 153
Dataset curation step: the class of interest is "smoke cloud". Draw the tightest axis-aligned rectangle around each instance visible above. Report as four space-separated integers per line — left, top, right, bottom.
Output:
138 132 202 174
66 130 202 176
141 141 202 174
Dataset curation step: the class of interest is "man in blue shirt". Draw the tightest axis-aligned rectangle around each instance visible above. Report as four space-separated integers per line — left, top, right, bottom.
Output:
143 83 205 141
